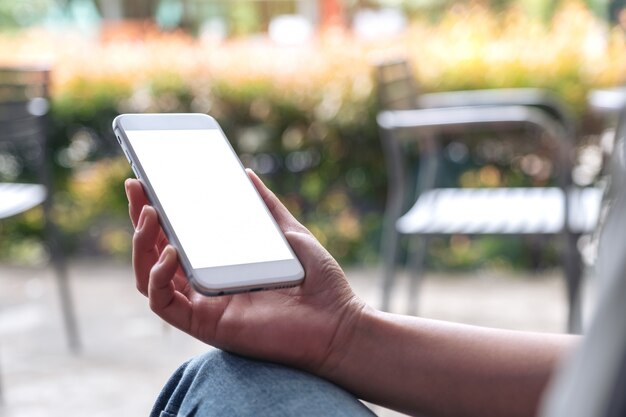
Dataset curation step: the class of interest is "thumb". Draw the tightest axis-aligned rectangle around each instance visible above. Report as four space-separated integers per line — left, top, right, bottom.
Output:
284 231 344 284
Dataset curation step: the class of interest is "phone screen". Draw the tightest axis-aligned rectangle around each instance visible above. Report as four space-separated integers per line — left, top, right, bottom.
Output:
125 129 293 269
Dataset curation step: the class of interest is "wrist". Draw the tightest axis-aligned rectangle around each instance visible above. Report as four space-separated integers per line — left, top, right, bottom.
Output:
315 298 374 380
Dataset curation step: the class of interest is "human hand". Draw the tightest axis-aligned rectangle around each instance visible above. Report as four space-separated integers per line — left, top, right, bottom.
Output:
125 170 366 375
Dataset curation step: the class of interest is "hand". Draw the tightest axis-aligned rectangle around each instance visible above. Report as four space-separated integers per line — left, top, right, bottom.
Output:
125 170 366 375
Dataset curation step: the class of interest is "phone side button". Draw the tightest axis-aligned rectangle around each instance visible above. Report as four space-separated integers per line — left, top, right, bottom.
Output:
114 129 122 144
123 149 132 163
130 163 140 178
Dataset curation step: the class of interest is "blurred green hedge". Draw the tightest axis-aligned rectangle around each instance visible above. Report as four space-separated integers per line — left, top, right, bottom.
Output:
2 1 625 269
43 75 386 265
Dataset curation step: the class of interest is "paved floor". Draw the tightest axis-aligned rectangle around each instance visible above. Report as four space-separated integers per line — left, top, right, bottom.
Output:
0 260 577 417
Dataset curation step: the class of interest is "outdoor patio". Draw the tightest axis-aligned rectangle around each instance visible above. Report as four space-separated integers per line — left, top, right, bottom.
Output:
0 260 577 417
0 2 621 415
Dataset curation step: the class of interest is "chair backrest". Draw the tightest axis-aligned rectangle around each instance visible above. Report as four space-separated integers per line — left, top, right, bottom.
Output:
0 67 51 181
540 107 626 417
375 59 421 111
0 66 50 111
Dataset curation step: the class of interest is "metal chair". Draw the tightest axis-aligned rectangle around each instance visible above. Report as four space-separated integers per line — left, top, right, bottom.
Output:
540 106 626 417
0 66 80 352
376 59 602 333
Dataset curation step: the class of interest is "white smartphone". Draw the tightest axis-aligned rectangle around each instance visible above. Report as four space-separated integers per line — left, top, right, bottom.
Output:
112 113 304 295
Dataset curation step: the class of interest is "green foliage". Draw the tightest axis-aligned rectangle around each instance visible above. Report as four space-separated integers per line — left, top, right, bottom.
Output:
8 73 386 265
2 0 625 269
0 0 54 29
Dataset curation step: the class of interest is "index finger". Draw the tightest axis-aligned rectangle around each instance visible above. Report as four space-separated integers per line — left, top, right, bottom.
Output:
246 169 310 235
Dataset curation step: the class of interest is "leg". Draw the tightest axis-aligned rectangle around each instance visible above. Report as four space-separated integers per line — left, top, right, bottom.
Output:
151 350 377 417
39 117 80 352
406 235 428 316
564 232 583 334
380 223 400 312
45 208 80 352
379 128 407 312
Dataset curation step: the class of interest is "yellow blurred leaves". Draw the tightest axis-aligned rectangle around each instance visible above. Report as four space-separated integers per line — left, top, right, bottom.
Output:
0 0 621 114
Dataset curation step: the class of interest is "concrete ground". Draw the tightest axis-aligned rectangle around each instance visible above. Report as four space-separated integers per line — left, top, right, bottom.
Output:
0 260 579 417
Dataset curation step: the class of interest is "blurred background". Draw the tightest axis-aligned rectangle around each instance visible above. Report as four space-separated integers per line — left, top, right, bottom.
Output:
1 0 625 416
1 0 625 267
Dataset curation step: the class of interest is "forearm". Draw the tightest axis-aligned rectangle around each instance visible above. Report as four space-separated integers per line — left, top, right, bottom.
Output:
322 307 576 417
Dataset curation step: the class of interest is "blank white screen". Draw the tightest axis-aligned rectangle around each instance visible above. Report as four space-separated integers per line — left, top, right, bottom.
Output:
126 129 293 269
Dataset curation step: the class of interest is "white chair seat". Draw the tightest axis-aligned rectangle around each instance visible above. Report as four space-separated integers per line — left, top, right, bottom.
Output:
0 183 46 219
397 187 603 235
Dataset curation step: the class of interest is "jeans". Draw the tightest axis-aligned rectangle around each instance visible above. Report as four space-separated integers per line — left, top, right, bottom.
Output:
151 350 377 417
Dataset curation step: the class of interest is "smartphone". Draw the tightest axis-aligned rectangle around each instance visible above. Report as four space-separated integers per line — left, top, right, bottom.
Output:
112 113 304 295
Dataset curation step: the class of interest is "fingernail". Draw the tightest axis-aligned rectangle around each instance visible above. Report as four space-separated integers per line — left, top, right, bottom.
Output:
158 245 174 265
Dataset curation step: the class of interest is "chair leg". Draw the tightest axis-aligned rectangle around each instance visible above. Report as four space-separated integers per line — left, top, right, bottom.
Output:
407 236 428 316
53 255 81 353
38 107 80 352
380 224 400 312
564 232 583 334
45 219 81 353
